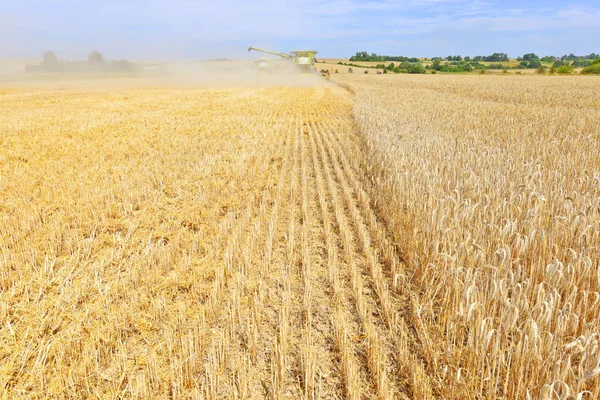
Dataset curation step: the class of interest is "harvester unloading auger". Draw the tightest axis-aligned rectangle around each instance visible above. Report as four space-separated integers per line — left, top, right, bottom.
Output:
248 47 318 74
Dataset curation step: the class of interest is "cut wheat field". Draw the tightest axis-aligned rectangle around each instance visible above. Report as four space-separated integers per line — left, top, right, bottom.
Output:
0 74 599 399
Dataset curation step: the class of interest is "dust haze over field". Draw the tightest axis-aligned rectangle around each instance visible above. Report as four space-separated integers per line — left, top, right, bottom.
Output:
0 58 328 89
163 60 329 88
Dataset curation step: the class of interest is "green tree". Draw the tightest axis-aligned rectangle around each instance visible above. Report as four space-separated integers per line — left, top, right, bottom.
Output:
43 51 58 66
522 53 539 61
88 51 105 65
483 53 508 62
553 60 568 68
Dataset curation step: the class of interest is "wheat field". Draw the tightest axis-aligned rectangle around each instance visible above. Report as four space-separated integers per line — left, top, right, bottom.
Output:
334 74 600 399
1 74 599 399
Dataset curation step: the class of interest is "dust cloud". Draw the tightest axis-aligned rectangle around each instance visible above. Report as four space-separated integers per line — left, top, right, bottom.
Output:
162 59 329 87
0 57 330 89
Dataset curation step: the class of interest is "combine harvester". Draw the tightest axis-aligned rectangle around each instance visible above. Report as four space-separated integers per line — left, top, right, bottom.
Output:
248 46 319 75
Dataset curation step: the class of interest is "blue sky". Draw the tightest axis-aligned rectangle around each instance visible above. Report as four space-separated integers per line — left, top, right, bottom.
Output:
1 0 598 60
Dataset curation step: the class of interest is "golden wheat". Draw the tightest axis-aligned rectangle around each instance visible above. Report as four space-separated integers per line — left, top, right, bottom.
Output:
334 73 600 399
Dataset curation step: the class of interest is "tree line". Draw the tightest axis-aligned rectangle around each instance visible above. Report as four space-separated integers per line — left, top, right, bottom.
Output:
337 60 426 74
351 51 598 63
26 51 138 73
348 51 600 74
350 52 509 62
349 51 419 62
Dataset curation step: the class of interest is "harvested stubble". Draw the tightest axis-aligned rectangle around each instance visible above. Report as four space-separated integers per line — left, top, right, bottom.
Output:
334 73 600 399
0 86 299 397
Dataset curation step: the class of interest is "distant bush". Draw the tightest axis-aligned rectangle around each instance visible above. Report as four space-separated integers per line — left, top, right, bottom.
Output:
581 63 600 74
537 66 548 75
380 61 426 74
549 60 574 74
553 60 568 68
572 59 590 68
427 59 471 73
556 65 575 74
400 62 426 74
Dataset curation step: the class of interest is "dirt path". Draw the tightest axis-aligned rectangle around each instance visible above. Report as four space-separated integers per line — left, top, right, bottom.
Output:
201 86 434 399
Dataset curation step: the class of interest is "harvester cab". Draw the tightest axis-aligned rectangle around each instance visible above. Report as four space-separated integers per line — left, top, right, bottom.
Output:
248 47 318 74
290 50 318 74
